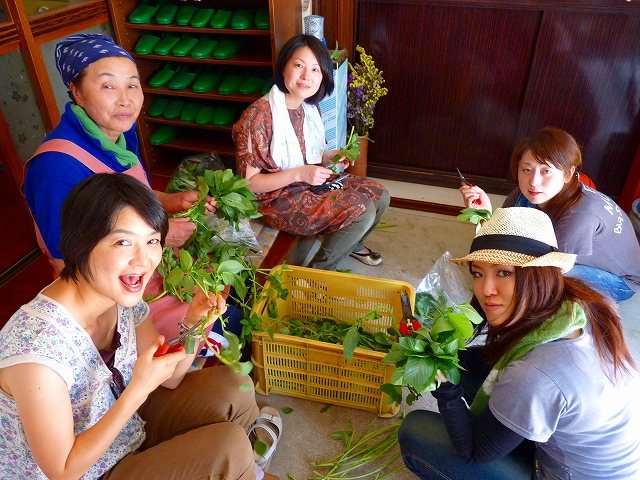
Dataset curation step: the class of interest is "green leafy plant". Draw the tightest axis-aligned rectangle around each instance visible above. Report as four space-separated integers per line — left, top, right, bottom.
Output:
309 417 406 479
457 207 492 229
147 166 274 372
173 169 261 232
327 126 369 174
247 309 396 360
380 290 483 406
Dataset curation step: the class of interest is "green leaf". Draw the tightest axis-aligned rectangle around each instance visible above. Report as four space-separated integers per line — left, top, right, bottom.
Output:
282 407 294 414
430 316 455 338
253 440 267 456
398 336 427 353
342 324 360 360
178 249 193 271
380 383 403 405
236 361 254 376
184 335 196 354
404 356 436 387
446 310 475 338
217 259 246 275
166 267 184 286
456 303 484 325
319 404 331 413
382 343 407 365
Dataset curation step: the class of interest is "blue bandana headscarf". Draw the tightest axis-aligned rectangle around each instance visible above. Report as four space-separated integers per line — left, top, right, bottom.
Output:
55 34 136 89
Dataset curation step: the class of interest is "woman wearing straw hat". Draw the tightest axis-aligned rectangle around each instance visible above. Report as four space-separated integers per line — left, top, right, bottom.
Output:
398 207 640 479
459 126 640 302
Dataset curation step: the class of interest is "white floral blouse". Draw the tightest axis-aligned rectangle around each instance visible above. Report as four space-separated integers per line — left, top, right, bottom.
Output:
0 293 147 479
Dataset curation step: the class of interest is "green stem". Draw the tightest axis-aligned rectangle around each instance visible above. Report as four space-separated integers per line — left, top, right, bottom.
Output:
145 290 169 303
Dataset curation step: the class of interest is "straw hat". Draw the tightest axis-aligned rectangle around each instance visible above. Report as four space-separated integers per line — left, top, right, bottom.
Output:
451 207 576 273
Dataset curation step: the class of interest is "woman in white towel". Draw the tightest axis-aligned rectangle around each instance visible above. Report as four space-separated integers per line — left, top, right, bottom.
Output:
232 34 390 270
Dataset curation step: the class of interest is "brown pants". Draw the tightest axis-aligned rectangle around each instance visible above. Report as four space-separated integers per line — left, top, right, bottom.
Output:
105 365 259 480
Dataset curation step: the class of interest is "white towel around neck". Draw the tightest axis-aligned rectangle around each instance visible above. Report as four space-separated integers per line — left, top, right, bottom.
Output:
267 85 325 170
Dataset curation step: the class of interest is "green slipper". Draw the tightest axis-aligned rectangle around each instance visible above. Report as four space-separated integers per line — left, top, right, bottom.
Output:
218 71 244 95
190 8 215 27
254 9 270 29
231 9 254 29
175 5 198 25
150 125 180 145
128 0 164 24
213 106 237 126
153 32 181 55
168 63 203 90
148 62 180 87
147 96 170 116
163 99 185 119
134 32 161 55
209 9 232 28
190 37 218 59
213 38 242 59
172 35 199 56
192 67 222 93
262 76 273 95
195 105 217 125
238 75 264 95
154 3 178 24
180 102 200 123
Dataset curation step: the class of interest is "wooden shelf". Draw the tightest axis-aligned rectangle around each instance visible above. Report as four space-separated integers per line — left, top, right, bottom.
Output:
108 0 301 177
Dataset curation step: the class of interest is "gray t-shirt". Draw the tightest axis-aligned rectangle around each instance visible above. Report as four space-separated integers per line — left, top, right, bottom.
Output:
489 327 640 479
503 186 640 291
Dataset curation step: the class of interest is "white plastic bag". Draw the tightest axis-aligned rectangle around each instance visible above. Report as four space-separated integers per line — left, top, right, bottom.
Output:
416 251 472 306
204 215 261 253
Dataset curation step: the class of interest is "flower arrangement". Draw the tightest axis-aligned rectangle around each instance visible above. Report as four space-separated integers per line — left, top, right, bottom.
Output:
347 45 388 137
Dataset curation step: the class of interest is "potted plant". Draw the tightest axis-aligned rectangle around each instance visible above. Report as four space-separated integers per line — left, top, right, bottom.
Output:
345 45 388 176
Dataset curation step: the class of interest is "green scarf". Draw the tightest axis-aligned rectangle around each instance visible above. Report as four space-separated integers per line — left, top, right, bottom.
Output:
469 300 587 416
71 104 138 168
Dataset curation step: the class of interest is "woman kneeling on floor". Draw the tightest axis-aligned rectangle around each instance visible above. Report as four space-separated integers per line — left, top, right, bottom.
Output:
0 173 280 480
232 34 390 270
399 207 640 479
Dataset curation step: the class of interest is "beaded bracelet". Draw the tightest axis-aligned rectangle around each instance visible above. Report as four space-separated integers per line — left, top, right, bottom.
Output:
178 318 204 341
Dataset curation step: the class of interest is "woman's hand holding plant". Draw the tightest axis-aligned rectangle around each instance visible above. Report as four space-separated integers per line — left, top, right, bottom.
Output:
165 217 197 248
155 189 217 215
184 290 227 331
298 164 332 185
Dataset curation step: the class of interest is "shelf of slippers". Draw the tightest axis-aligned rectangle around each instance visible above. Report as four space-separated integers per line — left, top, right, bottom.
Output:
108 0 300 180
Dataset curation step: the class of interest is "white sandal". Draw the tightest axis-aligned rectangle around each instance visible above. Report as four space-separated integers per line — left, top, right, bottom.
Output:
249 406 283 472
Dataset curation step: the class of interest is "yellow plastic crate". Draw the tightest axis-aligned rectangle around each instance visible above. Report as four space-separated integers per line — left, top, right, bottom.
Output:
250 265 415 417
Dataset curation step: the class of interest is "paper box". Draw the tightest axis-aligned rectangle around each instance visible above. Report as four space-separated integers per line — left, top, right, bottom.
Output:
319 52 348 151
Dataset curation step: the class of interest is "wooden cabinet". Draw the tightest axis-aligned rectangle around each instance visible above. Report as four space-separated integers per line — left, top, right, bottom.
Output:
107 0 300 182
338 0 640 202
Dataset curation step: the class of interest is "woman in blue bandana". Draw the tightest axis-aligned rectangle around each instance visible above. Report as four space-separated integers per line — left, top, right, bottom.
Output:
24 33 214 276
398 207 640 480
